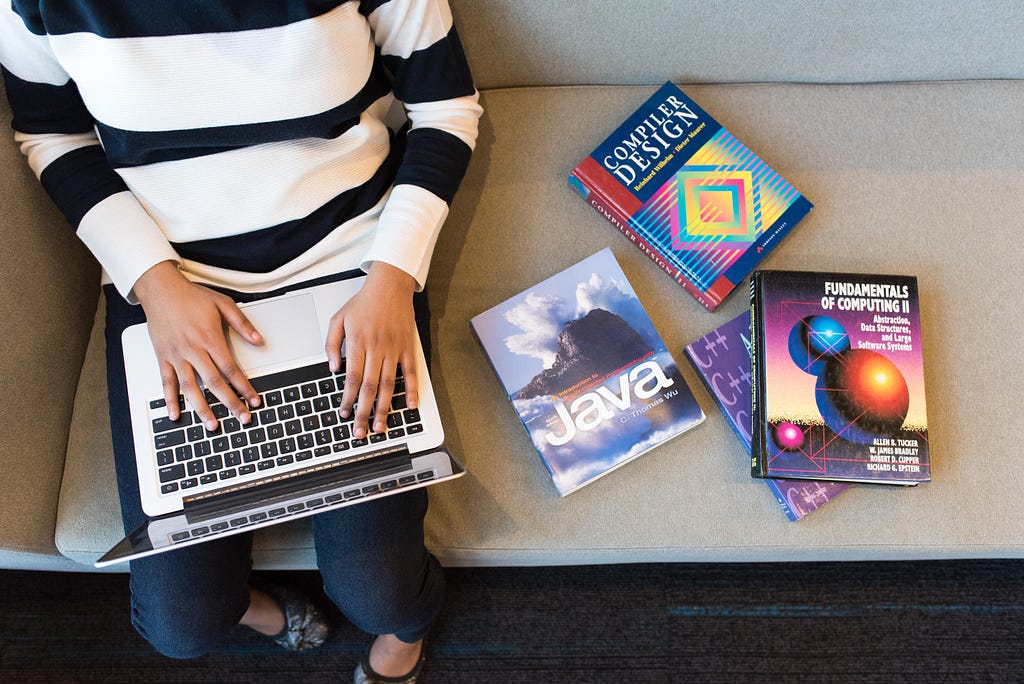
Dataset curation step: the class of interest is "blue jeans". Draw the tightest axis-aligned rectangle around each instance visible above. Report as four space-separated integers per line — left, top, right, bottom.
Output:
103 272 443 659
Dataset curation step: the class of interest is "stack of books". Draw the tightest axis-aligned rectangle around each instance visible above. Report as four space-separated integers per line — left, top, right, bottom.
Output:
471 83 929 519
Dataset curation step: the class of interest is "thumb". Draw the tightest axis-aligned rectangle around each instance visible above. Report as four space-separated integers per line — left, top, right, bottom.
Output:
219 300 263 345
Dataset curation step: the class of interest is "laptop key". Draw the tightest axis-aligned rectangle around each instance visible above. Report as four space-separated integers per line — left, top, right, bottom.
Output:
161 483 179 494
154 430 186 450
152 413 192 433
158 464 185 483
156 450 174 466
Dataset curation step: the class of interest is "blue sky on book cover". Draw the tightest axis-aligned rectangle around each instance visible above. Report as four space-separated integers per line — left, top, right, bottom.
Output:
685 312 851 520
471 248 705 495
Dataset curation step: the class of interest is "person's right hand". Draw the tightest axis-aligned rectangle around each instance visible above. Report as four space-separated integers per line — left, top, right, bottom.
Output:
132 260 263 430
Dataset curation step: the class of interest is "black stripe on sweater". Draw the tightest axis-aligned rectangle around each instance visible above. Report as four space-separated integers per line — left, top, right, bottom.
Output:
2 67 94 135
95 65 393 168
39 145 130 228
11 0 350 37
381 27 475 104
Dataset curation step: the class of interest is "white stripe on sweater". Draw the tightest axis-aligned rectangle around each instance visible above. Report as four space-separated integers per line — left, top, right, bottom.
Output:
116 99 392 242
49 3 373 131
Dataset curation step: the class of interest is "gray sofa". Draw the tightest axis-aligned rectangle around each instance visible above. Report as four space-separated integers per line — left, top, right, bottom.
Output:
3 0 1022 572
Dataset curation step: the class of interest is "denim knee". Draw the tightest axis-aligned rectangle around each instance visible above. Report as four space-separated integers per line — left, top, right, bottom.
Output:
129 570 250 659
314 490 443 641
321 549 444 642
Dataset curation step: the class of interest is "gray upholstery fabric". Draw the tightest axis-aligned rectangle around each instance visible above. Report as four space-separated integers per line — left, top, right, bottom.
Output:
451 0 1024 88
54 81 1024 568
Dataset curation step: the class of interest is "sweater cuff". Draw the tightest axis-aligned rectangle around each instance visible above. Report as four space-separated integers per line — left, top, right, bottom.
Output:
76 191 180 303
360 184 448 291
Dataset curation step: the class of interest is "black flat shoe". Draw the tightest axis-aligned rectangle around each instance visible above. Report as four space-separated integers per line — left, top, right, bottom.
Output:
251 578 330 652
353 639 425 683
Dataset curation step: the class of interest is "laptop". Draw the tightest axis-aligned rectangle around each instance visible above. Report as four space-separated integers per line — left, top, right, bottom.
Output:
95 274 465 567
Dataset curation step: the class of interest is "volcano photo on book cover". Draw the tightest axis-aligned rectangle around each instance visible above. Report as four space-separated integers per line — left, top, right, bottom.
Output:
471 248 705 496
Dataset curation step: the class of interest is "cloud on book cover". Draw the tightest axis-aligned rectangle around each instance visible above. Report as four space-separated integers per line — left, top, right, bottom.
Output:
502 270 640 366
548 422 685 493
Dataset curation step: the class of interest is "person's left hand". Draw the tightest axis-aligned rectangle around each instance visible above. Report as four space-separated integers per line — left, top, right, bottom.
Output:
325 262 420 439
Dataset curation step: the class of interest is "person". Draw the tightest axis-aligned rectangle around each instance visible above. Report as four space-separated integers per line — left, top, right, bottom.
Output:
1 1 481 681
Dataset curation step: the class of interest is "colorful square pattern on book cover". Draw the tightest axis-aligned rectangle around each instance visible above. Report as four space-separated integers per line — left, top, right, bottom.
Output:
570 82 812 310
638 126 803 289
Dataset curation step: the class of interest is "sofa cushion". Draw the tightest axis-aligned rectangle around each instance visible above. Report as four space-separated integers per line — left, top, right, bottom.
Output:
0 79 100 571
450 0 1024 88
57 81 1024 567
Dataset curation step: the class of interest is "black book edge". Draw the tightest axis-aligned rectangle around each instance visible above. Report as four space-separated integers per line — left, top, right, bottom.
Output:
749 271 768 477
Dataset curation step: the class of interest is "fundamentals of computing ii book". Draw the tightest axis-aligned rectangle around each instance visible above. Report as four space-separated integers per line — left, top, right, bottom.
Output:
470 248 705 496
750 270 930 485
569 82 813 312
685 312 851 520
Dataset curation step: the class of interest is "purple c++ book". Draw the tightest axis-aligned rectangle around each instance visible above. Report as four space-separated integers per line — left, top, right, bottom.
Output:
685 313 851 521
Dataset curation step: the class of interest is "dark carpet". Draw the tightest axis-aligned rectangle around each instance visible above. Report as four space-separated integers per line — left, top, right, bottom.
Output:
1 560 1022 682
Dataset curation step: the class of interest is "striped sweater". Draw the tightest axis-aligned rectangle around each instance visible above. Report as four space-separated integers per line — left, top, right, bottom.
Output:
0 0 482 299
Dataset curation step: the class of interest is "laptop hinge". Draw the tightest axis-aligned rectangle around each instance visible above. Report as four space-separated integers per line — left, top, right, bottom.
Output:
180 443 411 519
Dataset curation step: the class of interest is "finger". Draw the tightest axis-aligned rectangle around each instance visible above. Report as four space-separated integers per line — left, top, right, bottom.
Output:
352 353 384 439
401 353 419 411
208 346 258 417
195 356 252 425
339 343 364 420
177 362 217 431
220 299 263 346
371 359 398 435
216 302 261 410
325 311 346 374
159 361 182 421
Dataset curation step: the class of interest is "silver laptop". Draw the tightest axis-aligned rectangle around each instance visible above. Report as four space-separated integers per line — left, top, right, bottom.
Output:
96 274 464 567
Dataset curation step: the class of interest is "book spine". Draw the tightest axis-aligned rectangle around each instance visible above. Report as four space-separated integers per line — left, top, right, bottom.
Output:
570 161 719 312
749 272 768 477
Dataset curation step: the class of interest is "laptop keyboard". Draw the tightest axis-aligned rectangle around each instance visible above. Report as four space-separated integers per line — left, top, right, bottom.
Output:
149 361 423 495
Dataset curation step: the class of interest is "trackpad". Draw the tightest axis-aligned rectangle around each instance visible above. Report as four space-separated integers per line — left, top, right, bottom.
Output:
227 293 323 373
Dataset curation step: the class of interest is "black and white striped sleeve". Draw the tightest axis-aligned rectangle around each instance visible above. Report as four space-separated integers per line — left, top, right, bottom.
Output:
359 0 482 287
0 4 179 299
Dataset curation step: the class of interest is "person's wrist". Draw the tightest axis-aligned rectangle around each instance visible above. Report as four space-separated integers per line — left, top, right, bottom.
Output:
365 261 417 296
132 260 184 305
